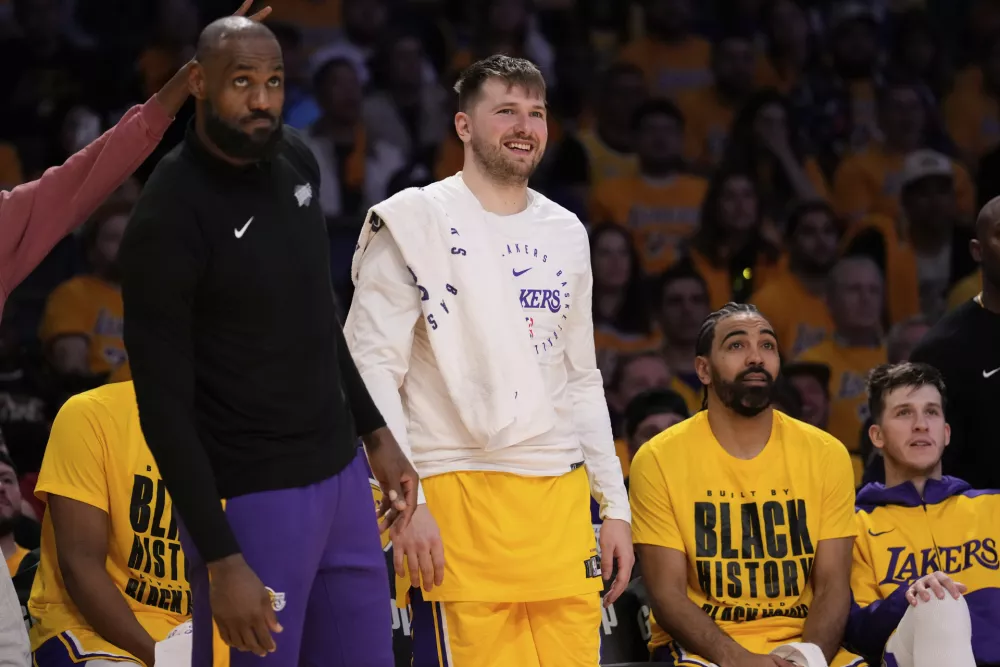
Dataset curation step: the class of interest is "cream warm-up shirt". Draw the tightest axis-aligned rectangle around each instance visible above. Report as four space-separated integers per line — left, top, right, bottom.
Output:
344 176 630 522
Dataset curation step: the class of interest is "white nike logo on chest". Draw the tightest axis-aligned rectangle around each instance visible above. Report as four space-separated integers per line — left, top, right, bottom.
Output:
985 367 1000 379
234 217 254 238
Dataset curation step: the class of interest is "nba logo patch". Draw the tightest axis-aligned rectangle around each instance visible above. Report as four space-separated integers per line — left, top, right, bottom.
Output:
294 183 312 207
265 587 286 612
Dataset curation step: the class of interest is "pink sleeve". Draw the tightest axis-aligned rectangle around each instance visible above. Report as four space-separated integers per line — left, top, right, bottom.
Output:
0 97 173 300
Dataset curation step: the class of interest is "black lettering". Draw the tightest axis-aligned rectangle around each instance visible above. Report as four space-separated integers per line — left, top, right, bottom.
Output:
715 560 724 598
732 606 745 622
694 503 717 557
762 501 788 558
158 589 172 610
741 503 764 559
696 560 712 595
745 561 760 598
782 560 800 597
152 539 166 578
763 561 781 598
166 511 178 541
127 535 144 570
786 500 814 556
129 475 154 532
124 578 139 600
150 480 168 538
720 504 738 558
168 543 182 581
720 607 733 621
136 581 146 602
145 584 158 607
799 557 814 580
726 562 742 598
142 537 153 574
745 608 759 621
185 590 193 615
168 590 182 614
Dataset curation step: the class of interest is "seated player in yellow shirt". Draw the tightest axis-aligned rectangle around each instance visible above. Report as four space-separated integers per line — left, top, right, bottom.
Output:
28 382 224 667
630 302 865 666
846 363 994 666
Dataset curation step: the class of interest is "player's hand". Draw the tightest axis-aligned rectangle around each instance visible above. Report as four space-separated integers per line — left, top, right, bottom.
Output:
392 504 446 592
906 571 966 606
207 554 283 657
364 427 418 533
232 0 272 21
599 518 635 607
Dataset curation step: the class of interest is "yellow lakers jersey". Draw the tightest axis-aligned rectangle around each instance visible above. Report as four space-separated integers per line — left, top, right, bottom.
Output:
847 477 1000 663
629 410 857 652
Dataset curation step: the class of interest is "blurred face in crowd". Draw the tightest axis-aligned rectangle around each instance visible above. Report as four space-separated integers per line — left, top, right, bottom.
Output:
768 0 809 53
316 61 363 125
629 411 686 457
871 384 949 479
0 462 20 538
717 175 759 233
753 102 790 147
828 258 884 334
388 36 425 93
193 29 285 161
489 0 528 36
636 112 684 174
592 229 632 291
832 17 878 75
713 37 756 98
90 213 129 283
697 312 780 417
615 357 674 412
788 373 830 429
342 0 387 44
881 86 926 151
902 176 956 235
645 0 693 39
601 69 647 130
972 204 1000 291
459 78 548 187
889 321 930 364
791 208 839 274
660 277 710 346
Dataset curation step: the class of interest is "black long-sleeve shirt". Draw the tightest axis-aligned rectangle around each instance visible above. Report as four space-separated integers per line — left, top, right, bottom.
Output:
119 123 385 563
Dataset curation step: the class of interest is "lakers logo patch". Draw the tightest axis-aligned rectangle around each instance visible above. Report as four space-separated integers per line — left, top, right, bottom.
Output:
265 587 286 612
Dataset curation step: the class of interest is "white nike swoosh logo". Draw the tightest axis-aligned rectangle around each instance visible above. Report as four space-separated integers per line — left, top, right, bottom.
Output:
985 367 1000 379
234 217 254 238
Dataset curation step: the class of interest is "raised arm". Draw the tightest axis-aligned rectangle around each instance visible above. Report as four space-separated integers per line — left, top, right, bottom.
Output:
118 182 236 564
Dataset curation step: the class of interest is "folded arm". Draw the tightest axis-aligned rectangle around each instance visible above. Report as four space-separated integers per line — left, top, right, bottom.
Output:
802 536 855 662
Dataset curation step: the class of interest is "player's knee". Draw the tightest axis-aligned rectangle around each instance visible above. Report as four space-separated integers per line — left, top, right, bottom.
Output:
905 593 971 637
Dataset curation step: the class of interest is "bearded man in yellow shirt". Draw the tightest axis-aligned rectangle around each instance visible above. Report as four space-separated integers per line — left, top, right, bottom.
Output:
630 302 865 666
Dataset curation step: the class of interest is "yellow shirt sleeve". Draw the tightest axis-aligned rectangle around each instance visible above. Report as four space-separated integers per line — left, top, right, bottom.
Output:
832 155 873 221
818 440 858 541
35 394 109 512
38 281 91 344
628 443 684 551
849 517 881 608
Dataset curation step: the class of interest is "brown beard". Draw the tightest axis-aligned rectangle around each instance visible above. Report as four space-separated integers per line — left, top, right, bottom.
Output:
470 133 543 187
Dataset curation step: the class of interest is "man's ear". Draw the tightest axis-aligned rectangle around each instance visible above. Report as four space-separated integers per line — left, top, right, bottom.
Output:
189 63 207 101
694 355 711 388
868 422 884 451
454 112 471 143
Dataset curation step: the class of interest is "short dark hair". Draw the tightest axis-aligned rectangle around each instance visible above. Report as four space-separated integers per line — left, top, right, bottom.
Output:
454 54 546 112
695 302 768 408
867 362 947 423
625 389 690 441
655 263 708 302
630 98 685 131
609 351 667 393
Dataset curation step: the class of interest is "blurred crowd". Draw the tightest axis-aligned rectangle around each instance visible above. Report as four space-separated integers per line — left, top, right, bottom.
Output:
0 0 997 662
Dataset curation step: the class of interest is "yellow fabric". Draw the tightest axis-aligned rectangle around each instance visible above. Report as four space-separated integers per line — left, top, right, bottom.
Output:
676 87 738 168
629 410 857 652
28 383 188 660
752 268 835 360
6 544 28 575
944 83 1000 163
796 339 888 478
832 144 976 223
754 55 800 96
589 174 708 273
666 248 781 310
614 438 631 479
947 272 982 311
577 128 638 186
0 142 24 187
427 593 602 667
617 36 713 99
38 275 127 377
670 376 702 416
419 467 601 602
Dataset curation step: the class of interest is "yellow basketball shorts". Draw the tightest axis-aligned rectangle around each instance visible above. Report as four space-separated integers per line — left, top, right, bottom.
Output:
410 591 602 667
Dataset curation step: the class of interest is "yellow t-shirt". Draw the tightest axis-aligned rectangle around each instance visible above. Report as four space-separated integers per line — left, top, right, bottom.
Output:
677 87 738 168
629 410 857 653
796 339 888 481
944 84 1000 163
751 270 834 360
577 128 639 186
28 382 189 660
947 272 982 312
38 275 127 377
6 544 29 575
617 35 713 100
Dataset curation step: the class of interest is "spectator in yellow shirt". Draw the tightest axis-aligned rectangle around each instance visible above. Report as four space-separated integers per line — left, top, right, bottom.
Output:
0 453 29 576
833 82 975 225
622 388 690 464
798 256 889 481
946 271 982 311
677 34 758 169
38 202 130 382
618 0 712 99
783 361 832 431
755 0 812 95
577 63 645 187
606 352 675 476
944 38 1000 166
653 265 711 415
590 225 661 380
753 201 839 359
590 100 709 273
722 90 830 222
